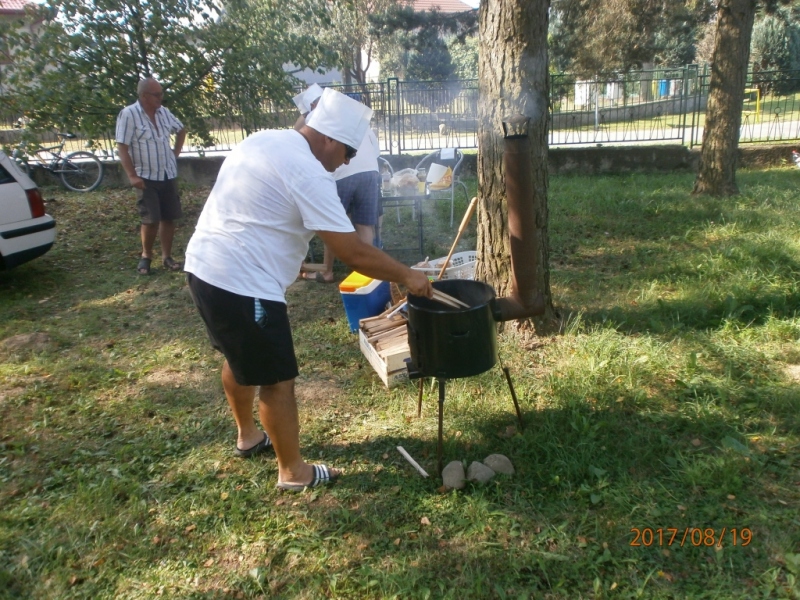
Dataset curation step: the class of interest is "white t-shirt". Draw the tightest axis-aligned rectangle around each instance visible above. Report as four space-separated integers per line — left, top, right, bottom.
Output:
333 129 380 180
184 129 355 303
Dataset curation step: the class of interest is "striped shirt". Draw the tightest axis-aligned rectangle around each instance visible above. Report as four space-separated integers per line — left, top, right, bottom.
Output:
115 101 184 180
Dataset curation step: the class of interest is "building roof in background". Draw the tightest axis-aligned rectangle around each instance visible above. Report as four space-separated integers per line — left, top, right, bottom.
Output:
409 0 476 13
0 0 30 14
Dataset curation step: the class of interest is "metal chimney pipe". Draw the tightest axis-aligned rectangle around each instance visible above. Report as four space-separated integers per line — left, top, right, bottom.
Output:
495 115 545 321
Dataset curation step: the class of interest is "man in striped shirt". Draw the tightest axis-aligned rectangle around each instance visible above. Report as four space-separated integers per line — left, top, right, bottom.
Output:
116 77 187 275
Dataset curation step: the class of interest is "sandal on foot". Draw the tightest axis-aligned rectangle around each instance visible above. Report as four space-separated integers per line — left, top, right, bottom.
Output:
276 464 338 492
302 271 335 284
234 432 273 458
137 257 152 275
163 257 183 272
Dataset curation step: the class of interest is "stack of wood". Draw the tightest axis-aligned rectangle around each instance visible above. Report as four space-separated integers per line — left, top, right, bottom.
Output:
358 298 409 359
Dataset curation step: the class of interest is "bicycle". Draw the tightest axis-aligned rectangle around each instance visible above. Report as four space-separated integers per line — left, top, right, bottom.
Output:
11 132 104 192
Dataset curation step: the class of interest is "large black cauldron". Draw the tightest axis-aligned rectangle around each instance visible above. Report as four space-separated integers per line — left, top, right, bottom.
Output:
406 280 501 379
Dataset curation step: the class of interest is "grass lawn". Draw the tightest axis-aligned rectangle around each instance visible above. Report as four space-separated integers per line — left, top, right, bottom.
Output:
1 168 799 599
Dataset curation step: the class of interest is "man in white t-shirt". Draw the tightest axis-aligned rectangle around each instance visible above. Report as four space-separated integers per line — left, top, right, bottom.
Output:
184 89 432 492
303 120 382 283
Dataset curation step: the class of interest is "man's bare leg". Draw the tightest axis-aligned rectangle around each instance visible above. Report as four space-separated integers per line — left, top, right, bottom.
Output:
159 219 177 261
354 223 375 246
221 360 264 450
257 379 340 485
141 222 158 259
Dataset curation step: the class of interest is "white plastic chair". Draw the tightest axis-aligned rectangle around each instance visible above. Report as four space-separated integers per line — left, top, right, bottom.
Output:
414 148 469 227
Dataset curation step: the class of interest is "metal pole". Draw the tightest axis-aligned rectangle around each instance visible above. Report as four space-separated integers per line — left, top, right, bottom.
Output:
437 378 445 476
502 366 525 431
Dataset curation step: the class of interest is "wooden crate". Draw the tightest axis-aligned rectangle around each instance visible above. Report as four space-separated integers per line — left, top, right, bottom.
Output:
358 327 410 388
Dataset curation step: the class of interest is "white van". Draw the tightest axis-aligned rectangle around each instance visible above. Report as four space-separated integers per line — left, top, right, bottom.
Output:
0 151 55 269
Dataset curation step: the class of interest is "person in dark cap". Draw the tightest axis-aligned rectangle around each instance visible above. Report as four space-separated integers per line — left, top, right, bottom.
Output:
184 89 432 491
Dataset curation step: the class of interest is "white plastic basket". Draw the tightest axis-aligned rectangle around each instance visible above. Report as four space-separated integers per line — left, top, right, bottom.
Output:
411 251 477 280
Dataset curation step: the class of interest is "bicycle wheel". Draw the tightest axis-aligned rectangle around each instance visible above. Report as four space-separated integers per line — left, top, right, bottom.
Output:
58 151 103 192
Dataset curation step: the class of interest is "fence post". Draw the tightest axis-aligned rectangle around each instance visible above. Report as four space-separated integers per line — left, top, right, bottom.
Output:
387 77 399 155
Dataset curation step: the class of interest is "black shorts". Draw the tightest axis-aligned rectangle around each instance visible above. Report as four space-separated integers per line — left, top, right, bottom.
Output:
186 273 299 386
137 178 182 224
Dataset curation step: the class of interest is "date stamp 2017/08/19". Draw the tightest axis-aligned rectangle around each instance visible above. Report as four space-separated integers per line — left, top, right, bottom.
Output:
630 527 752 548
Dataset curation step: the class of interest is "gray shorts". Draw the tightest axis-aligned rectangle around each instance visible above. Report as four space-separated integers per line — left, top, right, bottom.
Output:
336 171 380 226
137 178 182 224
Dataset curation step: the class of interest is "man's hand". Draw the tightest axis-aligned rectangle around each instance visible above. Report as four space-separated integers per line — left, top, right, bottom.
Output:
404 268 433 298
128 174 145 190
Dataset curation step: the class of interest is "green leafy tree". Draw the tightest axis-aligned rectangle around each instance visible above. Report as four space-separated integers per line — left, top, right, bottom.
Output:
549 0 715 74
406 30 454 81
448 34 478 80
300 0 401 90
693 0 792 197
0 0 333 145
751 8 800 67
371 5 477 80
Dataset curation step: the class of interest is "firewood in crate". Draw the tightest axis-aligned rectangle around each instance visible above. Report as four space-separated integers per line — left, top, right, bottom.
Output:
390 282 404 305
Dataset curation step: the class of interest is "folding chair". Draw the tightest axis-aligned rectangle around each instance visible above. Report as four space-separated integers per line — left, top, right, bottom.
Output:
378 156 402 225
414 148 469 227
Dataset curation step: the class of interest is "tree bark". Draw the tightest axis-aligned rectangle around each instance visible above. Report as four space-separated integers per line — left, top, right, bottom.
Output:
692 0 757 196
476 0 557 333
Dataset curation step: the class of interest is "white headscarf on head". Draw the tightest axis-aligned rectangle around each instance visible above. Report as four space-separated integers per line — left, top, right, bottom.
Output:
293 83 324 115
306 88 373 149
292 91 308 114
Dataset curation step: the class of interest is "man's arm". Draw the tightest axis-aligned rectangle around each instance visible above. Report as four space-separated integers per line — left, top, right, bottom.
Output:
117 143 144 190
317 230 432 298
173 128 186 158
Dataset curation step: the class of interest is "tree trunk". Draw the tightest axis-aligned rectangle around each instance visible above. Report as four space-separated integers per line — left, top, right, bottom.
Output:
476 0 557 333
692 0 757 196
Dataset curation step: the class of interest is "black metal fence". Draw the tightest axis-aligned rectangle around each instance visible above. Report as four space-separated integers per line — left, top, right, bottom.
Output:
5 65 800 156
201 66 800 154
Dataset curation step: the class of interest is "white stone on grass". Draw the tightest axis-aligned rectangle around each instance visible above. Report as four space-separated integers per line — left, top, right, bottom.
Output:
442 461 466 489
483 454 514 475
467 461 495 483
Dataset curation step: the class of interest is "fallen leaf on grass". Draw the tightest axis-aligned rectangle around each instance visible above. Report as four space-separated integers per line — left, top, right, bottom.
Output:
203 558 214 567
220 492 229 500
184 524 196 533
393 538 401 546
420 517 431 526
498 425 517 438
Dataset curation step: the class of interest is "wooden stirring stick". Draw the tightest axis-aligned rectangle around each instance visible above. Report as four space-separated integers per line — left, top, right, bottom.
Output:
431 288 470 309
437 196 478 281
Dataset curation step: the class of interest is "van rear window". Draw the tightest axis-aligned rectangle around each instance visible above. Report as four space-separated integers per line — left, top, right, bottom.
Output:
0 164 15 185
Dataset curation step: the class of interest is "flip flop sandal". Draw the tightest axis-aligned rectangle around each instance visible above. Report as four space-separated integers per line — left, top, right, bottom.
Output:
234 432 273 458
137 257 152 275
162 257 183 272
276 464 338 492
